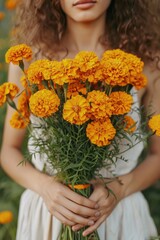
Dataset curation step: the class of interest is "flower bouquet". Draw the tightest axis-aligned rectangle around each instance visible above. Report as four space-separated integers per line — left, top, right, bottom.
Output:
1 44 160 239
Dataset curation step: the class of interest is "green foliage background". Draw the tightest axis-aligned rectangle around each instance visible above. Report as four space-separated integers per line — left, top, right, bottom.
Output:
0 2 160 239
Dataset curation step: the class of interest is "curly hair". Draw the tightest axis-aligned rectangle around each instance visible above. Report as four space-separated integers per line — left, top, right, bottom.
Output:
14 0 160 62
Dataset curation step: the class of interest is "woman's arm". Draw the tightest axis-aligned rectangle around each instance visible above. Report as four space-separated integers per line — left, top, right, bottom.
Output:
123 63 160 196
0 64 99 227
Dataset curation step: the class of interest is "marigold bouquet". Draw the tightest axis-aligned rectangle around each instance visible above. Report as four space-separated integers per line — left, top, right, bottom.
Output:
1 44 160 240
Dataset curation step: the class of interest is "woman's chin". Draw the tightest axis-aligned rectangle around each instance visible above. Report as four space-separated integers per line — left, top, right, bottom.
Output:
70 13 102 23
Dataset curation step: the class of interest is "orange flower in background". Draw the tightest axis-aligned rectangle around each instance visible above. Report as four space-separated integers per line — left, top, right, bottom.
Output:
10 111 30 128
130 73 147 90
5 0 19 10
86 119 116 146
148 114 160 136
0 12 5 21
0 211 13 224
87 90 113 120
29 89 60 117
123 116 136 133
63 95 90 125
5 44 32 64
109 91 133 115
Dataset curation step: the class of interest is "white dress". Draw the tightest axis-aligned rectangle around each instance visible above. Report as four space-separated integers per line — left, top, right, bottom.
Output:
16 91 157 240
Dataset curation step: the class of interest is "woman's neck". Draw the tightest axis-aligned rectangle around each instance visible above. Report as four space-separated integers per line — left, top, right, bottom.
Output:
61 16 108 58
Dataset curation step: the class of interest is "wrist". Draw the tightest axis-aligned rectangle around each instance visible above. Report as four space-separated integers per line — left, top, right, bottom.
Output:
34 172 55 196
104 174 133 201
117 173 133 199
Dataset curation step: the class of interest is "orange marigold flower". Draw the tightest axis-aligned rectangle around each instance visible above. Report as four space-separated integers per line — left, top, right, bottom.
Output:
3 82 19 99
75 51 102 83
123 115 136 133
87 90 113 120
20 75 28 88
61 58 79 83
130 73 147 90
63 95 89 125
10 111 30 128
37 60 70 86
0 12 5 21
5 44 32 65
67 81 87 98
86 119 116 146
43 59 78 86
20 75 32 96
27 59 51 84
5 0 19 10
43 61 64 85
0 85 6 106
0 211 13 224
29 89 60 117
101 49 144 86
148 114 160 136
0 82 19 106
125 53 144 77
109 91 133 115
18 91 30 118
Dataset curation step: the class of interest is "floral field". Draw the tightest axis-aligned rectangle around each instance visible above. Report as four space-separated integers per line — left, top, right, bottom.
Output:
0 1 160 239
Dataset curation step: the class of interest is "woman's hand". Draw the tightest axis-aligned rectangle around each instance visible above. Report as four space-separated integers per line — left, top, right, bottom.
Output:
72 178 126 236
39 176 100 227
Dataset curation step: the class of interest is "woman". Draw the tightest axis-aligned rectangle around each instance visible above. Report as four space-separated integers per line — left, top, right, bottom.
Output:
1 0 160 239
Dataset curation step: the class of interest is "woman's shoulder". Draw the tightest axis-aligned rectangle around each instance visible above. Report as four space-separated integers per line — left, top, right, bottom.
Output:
141 60 160 113
143 61 160 92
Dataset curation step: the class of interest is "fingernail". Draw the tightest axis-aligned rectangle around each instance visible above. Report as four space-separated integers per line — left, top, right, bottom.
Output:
72 228 78 232
72 227 78 231
95 211 100 217
83 231 88 237
88 220 94 226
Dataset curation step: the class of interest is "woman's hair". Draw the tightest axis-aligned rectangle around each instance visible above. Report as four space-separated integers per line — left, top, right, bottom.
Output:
14 0 160 62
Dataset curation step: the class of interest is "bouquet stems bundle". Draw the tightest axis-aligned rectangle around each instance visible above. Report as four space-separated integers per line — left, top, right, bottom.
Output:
60 186 100 240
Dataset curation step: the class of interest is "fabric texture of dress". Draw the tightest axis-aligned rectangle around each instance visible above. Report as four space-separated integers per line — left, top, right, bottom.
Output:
16 90 158 240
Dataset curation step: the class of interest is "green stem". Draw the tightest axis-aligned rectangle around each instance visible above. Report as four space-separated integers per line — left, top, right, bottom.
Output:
19 60 24 72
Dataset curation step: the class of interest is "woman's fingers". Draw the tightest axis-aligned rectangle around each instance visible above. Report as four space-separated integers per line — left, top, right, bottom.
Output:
71 184 118 233
83 214 110 237
58 195 99 217
42 179 101 226
53 210 75 226
53 204 95 226
64 186 98 209
72 213 101 231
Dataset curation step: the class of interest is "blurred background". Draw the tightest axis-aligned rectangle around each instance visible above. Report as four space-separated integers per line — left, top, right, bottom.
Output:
0 1 160 239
